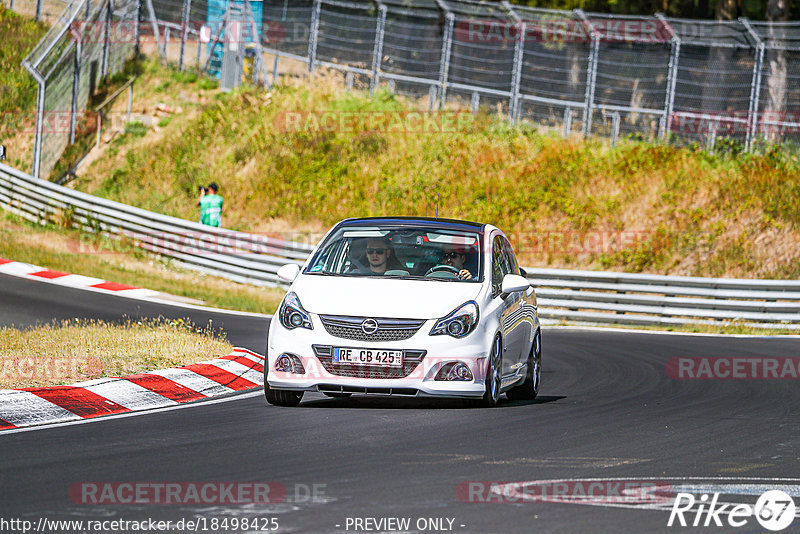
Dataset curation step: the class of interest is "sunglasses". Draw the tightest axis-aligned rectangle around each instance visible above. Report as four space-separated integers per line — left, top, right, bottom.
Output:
443 252 462 259
367 248 386 255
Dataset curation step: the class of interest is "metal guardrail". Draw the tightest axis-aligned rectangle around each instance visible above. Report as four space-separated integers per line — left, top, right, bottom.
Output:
0 162 313 287
531 270 800 330
2 162 799 330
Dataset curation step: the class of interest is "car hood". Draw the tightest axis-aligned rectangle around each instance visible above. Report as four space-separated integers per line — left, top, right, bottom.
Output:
292 274 483 319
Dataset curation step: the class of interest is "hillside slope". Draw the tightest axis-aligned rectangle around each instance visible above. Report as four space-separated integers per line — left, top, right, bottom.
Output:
0 6 48 171
74 63 800 280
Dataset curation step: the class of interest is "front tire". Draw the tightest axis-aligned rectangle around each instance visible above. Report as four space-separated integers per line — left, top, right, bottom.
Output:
264 384 304 406
507 328 541 401
480 336 502 407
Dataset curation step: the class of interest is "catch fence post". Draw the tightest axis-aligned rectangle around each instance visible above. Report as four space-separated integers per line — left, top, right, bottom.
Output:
70 36 82 144
656 14 679 143
741 18 764 153
272 54 280 86
438 12 454 109
307 0 321 72
575 10 599 137
563 107 574 137
134 0 142 56
102 0 112 77
370 4 387 97
470 91 479 114
503 1 524 123
509 21 525 123
179 0 192 70
610 111 620 147
32 77 46 179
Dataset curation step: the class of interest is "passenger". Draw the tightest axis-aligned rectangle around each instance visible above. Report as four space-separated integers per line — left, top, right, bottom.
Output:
442 246 474 280
363 237 404 275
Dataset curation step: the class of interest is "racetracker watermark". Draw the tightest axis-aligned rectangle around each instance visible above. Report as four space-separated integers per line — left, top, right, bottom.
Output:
273 111 476 135
510 230 663 256
69 482 284 505
455 18 672 43
68 482 326 505
0 357 104 383
65 19 291 45
69 230 321 256
669 112 800 135
667 357 800 380
457 479 674 504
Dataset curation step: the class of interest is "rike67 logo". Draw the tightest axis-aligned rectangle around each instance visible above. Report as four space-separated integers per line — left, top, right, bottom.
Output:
668 489 796 531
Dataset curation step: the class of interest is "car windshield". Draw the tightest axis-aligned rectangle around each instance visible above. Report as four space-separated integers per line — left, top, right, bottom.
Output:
304 224 483 282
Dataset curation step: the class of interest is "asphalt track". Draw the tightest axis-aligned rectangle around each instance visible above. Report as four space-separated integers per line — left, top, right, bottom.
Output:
1 272 800 533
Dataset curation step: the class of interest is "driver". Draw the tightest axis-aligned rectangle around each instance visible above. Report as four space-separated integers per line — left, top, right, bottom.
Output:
442 246 473 280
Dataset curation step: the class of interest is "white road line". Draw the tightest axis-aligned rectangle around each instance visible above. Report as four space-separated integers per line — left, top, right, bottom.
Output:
0 390 82 427
148 368 234 396
114 288 161 298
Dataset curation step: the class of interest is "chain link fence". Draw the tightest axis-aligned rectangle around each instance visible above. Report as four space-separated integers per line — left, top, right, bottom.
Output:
10 0 800 179
255 0 800 151
12 0 138 179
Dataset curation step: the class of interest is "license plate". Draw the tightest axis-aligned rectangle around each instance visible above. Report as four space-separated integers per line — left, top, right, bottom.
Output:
332 347 403 367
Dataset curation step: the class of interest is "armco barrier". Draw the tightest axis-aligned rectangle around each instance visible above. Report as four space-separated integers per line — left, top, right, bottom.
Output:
530 269 800 330
2 162 799 330
0 162 312 287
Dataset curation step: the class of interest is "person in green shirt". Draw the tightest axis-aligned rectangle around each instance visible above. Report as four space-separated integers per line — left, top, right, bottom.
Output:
196 182 223 227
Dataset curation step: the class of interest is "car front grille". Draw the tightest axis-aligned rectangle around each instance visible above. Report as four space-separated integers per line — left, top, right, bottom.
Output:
312 345 426 379
319 315 426 342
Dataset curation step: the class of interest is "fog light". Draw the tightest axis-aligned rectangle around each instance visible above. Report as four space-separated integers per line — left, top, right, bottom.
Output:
274 354 305 374
435 362 473 381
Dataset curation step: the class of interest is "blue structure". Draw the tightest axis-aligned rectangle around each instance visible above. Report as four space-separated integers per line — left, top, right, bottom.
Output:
207 0 263 78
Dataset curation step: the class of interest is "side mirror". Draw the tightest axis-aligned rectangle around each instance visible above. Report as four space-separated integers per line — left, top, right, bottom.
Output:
501 274 530 298
277 263 301 283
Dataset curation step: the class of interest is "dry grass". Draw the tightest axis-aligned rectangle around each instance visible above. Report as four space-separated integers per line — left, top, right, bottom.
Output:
0 318 233 389
73 60 800 280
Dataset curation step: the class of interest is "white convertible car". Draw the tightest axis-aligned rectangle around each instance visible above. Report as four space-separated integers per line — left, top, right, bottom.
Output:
265 217 541 407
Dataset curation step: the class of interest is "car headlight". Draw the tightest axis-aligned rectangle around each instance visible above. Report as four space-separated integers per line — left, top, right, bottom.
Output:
279 292 313 330
430 301 479 338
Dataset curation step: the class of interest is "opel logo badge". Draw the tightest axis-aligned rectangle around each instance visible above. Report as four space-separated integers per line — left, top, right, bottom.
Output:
361 319 379 335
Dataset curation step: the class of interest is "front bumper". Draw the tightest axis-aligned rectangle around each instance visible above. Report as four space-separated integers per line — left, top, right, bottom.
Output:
267 316 489 398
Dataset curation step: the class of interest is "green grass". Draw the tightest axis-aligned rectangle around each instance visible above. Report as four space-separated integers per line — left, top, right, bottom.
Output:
0 6 49 170
123 120 148 138
0 6 47 115
0 210 285 314
75 69 800 280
